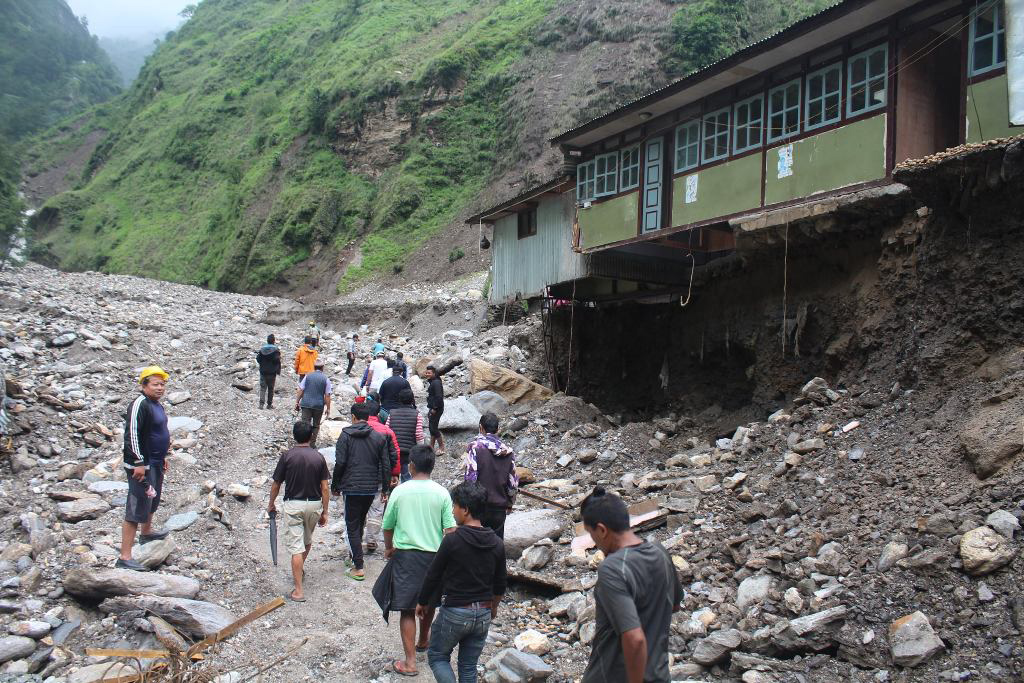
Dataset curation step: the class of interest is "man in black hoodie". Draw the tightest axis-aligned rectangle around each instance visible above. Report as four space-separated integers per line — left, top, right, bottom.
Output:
417 481 506 683
255 334 281 409
331 402 394 581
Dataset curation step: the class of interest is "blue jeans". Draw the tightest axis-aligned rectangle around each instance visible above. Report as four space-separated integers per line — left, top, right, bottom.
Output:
427 607 491 683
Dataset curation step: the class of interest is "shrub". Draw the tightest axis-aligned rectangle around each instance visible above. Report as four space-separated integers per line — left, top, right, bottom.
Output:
448 247 464 263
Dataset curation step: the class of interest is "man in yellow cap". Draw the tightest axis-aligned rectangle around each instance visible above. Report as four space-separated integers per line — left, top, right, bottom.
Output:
118 366 172 572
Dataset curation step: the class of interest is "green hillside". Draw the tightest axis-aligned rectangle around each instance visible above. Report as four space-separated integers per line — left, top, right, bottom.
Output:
25 0 826 292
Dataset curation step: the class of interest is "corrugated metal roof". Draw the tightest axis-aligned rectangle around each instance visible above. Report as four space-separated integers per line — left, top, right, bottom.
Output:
465 174 572 224
550 0 852 144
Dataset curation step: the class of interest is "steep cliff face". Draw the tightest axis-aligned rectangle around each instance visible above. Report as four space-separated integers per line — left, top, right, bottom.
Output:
22 0 825 294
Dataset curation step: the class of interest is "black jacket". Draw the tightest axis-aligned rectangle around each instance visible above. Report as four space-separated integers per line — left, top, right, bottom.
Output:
427 377 444 411
418 525 507 607
387 406 420 453
378 375 411 410
255 344 281 375
123 394 169 470
332 422 391 495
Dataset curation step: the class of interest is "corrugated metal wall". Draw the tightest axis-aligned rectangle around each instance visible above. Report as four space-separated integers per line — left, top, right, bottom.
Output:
489 191 590 303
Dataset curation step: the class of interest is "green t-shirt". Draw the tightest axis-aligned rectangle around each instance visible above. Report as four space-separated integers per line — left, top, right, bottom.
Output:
381 479 456 552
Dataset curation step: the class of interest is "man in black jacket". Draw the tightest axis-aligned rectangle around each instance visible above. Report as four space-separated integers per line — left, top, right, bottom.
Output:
417 482 506 682
377 366 411 423
332 402 394 581
425 365 446 456
256 334 282 409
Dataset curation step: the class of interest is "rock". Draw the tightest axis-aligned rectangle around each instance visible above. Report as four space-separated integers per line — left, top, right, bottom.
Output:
8 621 50 639
513 629 551 656
737 575 773 609
959 399 1024 477
63 568 201 600
68 662 136 683
692 628 742 665
88 481 129 494
556 452 574 468
468 390 511 416
547 592 584 617
792 438 825 454
99 595 235 637
132 537 177 569
166 511 200 531
515 466 535 485
878 542 908 572
960 526 1016 575
578 449 598 464
889 611 945 667
10 449 36 473
149 615 189 652
56 497 110 522
231 381 253 391
438 397 483 430
784 587 804 613
519 545 554 571
503 514 565 559
0 543 32 563
49 333 77 348
167 391 192 405
485 648 554 681
977 582 995 602
168 416 203 434
0 636 35 663
469 359 553 404
985 510 1020 539
224 484 250 499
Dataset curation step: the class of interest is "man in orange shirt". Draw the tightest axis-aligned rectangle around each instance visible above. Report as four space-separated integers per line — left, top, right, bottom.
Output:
294 337 318 381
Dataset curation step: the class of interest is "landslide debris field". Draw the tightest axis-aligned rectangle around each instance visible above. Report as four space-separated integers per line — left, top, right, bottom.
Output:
1 253 1023 683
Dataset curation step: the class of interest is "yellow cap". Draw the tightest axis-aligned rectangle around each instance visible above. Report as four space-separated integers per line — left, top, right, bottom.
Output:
139 366 169 383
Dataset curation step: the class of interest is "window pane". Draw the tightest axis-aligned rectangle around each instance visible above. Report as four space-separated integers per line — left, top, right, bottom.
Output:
852 58 866 83
825 93 840 120
974 37 995 70
808 100 822 126
784 109 798 134
810 76 823 99
771 90 785 111
977 9 995 37
851 88 866 113
868 77 885 106
825 68 840 92
869 50 885 77
997 34 1006 64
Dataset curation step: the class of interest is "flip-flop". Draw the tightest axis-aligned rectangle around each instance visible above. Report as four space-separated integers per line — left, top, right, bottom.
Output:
392 661 417 677
415 645 428 653
286 594 307 603
345 569 365 582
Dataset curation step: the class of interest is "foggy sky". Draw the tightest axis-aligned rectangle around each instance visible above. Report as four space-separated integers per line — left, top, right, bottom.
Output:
65 0 194 39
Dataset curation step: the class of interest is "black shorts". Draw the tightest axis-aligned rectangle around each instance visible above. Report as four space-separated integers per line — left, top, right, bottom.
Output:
428 408 443 437
125 465 164 523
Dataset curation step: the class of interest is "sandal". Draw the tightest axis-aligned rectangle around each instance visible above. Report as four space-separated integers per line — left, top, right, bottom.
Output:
286 593 307 603
392 660 417 677
345 568 365 582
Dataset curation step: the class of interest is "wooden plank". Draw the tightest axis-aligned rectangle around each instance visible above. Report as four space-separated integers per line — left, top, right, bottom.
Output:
572 499 667 551
186 596 285 657
518 488 573 510
85 648 169 658
507 566 584 593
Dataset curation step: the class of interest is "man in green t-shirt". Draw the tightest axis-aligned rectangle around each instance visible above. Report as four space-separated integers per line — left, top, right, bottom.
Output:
381 445 456 677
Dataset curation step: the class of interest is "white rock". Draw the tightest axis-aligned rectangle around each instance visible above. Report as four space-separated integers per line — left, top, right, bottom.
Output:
513 629 550 656
985 510 1020 539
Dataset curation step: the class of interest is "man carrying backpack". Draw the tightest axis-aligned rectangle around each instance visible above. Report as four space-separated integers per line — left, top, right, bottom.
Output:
256 334 281 409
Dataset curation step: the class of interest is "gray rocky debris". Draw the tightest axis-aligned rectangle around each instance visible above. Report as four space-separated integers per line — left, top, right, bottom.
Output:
984 509 1020 539
439 396 483 430
56 497 110 522
503 509 567 559
132 537 177 569
0 635 35 663
63 568 201 600
889 611 945 667
484 647 554 682
691 628 742 665
99 595 236 637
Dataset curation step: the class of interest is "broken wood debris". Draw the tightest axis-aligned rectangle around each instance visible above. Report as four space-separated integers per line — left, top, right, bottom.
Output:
571 498 667 551
518 487 573 510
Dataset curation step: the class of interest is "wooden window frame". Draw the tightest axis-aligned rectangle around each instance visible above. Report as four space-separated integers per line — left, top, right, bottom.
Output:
969 0 1006 77
594 151 619 198
517 208 537 239
576 160 596 203
804 62 843 132
846 44 888 117
674 120 700 172
620 145 641 191
701 107 730 163
733 93 765 154
767 78 801 143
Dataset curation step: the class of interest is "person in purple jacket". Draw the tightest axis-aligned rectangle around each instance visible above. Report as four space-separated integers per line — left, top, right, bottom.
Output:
462 413 517 538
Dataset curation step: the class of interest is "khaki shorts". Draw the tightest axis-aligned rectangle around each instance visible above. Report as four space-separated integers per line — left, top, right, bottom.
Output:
282 499 322 555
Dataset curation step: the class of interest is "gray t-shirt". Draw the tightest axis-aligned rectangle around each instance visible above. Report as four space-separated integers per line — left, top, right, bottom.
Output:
299 371 332 409
582 541 682 683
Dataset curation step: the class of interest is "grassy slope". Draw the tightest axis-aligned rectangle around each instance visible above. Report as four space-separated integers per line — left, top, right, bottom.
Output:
29 0 553 291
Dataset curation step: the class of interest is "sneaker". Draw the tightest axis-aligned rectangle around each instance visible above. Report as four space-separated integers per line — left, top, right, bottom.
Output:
115 558 150 572
139 529 170 544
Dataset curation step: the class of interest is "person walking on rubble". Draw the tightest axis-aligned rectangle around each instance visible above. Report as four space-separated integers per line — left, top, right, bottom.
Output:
463 412 517 538
425 364 446 456
295 358 331 447
346 333 360 377
386 388 423 482
332 402 394 581
256 334 281 409
294 337 318 381
380 445 456 677
365 351 390 393
418 481 506 683
306 320 322 348
118 366 172 572
362 393 400 555
267 421 329 602
581 487 682 683
378 365 411 423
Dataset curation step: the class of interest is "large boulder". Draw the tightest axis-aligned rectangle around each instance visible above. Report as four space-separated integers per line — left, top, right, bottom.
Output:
132 537 177 569
485 648 554 681
439 397 483 431
503 509 568 559
468 390 511 416
889 611 944 667
960 526 1016 575
691 629 742 665
959 399 1024 478
63 568 201 600
99 595 235 638
469 359 553 404
0 635 35 663
56 497 110 522
168 416 204 435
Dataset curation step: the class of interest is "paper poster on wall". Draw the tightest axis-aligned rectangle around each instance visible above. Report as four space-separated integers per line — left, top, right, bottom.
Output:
685 174 699 203
777 144 794 178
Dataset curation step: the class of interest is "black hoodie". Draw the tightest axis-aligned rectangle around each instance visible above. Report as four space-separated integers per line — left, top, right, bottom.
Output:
332 422 392 495
418 524 507 607
255 343 281 375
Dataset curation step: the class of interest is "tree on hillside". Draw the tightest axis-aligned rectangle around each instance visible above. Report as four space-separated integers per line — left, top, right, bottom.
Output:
180 5 197 19
0 139 24 268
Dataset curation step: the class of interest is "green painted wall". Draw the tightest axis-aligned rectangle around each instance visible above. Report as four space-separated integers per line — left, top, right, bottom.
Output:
764 114 887 206
579 192 638 249
671 153 761 227
966 74 1024 143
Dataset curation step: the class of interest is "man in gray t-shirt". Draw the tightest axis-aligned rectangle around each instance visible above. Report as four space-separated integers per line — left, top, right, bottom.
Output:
581 487 682 683
295 359 332 447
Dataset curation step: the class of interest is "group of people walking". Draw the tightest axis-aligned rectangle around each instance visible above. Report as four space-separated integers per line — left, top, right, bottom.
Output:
112 320 684 683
